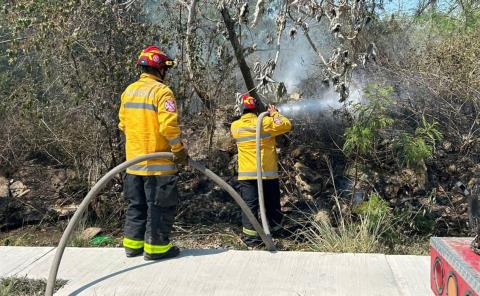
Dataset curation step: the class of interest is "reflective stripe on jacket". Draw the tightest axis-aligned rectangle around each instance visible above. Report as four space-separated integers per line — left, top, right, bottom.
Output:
118 73 183 176
231 112 292 180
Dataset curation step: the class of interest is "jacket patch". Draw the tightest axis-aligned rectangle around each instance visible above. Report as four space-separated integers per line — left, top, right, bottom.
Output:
273 117 282 125
164 99 176 112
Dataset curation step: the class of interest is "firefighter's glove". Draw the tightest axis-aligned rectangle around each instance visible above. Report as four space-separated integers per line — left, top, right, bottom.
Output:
173 148 189 167
268 104 279 116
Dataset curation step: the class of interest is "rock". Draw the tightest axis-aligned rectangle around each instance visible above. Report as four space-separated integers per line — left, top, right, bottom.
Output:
1 162 78 229
385 168 427 198
442 141 453 152
9 181 28 198
468 178 479 189
291 146 306 159
447 164 457 174
0 177 9 198
385 184 400 197
53 204 79 217
452 193 466 205
50 170 68 193
80 227 103 240
470 164 480 174
294 162 322 200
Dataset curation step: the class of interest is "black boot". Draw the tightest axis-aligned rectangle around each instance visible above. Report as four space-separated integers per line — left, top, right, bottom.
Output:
144 246 180 261
242 235 263 249
125 248 143 258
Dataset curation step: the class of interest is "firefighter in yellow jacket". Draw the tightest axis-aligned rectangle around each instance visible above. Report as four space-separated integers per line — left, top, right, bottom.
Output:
231 95 292 246
118 46 188 260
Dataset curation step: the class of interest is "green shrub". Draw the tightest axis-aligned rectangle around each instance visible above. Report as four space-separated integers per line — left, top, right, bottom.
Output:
396 134 433 169
394 116 442 169
343 84 395 156
355 193 392 228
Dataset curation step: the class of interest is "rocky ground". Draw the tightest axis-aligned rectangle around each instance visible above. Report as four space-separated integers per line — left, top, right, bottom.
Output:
0 145 448 256
0 161 81 230
0 157 302 251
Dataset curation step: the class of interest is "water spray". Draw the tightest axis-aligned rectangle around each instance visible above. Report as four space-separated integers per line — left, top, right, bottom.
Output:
277 84 363 118
278 97 343 119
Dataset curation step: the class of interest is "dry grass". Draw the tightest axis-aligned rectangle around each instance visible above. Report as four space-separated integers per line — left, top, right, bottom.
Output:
298 212 391 254
0 277 67 296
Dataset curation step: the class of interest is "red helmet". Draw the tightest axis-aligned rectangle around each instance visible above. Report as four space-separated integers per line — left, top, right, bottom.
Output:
136 46 176 70
241 95 257 111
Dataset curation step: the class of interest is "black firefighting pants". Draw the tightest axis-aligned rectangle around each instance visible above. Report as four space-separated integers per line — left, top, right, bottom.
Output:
123 174 178 253
238 179 283 238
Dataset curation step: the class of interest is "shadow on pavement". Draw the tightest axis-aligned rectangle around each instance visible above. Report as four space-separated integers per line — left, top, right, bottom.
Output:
67 248 228 295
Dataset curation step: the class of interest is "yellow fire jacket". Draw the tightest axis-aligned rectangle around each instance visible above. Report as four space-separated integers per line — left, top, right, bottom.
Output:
118 73 184 176
231 112 292 180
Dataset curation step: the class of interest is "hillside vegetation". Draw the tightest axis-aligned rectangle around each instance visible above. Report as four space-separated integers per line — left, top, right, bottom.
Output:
0 0 479 253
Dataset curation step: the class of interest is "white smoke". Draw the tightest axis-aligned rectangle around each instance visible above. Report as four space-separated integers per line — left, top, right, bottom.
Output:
277 80 364 119
273 23 334 92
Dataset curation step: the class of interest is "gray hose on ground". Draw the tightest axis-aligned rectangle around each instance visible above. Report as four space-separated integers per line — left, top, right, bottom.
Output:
188 160 275 251
256 112 272 241
45 153 274 296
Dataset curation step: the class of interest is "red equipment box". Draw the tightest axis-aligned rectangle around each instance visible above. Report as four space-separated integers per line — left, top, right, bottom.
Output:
431 237 480 296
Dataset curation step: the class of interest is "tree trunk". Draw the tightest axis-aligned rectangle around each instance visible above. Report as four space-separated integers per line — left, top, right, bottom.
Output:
186 0 211 107
220 7 265 111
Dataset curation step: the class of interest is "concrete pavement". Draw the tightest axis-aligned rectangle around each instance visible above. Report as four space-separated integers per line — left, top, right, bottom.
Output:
0 246 432 295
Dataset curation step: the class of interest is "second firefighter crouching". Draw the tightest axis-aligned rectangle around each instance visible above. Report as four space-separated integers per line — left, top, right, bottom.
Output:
231 95 292 246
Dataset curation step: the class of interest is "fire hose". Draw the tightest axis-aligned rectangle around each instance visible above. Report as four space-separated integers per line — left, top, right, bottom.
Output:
256 112 272 241
45 151 276 296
